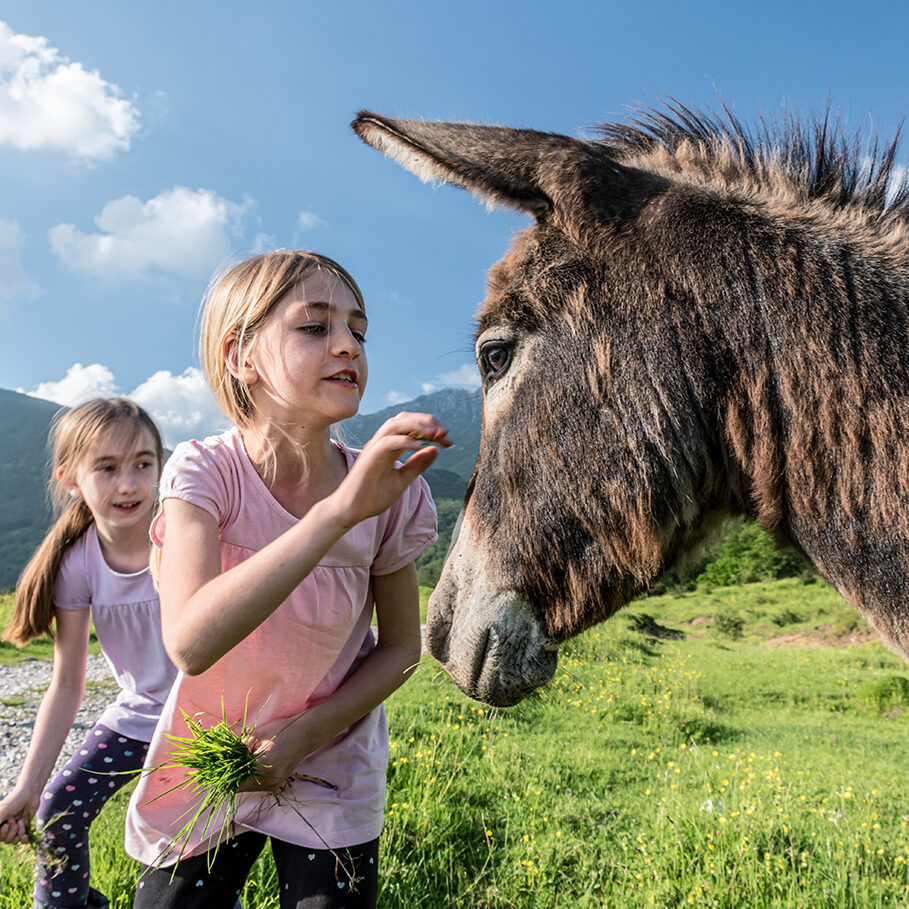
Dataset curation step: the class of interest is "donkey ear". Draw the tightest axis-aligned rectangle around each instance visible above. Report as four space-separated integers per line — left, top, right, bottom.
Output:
352 111 629 224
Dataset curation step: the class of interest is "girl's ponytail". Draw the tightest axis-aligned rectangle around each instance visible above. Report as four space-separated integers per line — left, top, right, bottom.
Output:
3 500 94 646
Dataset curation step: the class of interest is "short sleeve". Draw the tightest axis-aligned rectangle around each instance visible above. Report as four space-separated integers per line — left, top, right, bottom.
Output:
53 534 91 611
371 475 438 576
150 438 233 548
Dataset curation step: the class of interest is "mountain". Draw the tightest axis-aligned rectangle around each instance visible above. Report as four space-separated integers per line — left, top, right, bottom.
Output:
0 386 482 591
338 387 482 483
0 388 60 589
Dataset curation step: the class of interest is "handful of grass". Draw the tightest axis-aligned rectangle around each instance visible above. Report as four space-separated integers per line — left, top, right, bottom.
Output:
24 813 69 879
147 706 336 870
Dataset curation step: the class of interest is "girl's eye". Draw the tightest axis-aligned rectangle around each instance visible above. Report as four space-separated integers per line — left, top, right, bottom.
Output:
352 331 367 344
300 324 326 335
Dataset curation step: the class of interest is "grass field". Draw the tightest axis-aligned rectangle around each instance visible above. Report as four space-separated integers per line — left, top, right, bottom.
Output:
4 578 909 907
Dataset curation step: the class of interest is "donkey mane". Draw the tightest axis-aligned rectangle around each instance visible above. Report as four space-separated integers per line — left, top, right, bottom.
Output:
597 101 909 225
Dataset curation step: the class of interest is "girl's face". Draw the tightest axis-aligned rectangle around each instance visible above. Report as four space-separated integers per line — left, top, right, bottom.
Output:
63 423 160 538
244 270 369 428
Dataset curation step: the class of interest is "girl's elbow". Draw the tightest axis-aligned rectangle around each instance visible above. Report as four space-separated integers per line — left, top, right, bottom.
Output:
163 628 210 676
173 648 214 676
172 651 212 677
399 641 422 678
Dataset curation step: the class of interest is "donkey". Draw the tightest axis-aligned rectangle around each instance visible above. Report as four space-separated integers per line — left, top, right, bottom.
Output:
353 103 909 707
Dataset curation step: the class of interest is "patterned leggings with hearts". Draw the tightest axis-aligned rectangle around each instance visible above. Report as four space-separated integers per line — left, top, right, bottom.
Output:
34 722 150 909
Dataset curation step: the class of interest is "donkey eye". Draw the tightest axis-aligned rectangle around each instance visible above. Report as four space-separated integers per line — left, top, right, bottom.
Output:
479 344 512 379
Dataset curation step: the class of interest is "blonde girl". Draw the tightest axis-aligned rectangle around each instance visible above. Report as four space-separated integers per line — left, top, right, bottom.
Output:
126 251 449 908
0 398 173 909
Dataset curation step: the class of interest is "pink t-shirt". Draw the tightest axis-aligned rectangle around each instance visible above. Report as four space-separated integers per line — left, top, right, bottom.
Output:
125 428 436 863
54 524 177 742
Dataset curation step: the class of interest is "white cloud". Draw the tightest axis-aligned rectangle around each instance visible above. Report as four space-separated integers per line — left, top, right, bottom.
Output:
0 219 39 305
0 20 139 160
22 363 117 405
21 363 228 447
129 368 228 447
383 363 480 408
436 363 481 389
297 209 324 231
49 186 251 282
250 231 278 253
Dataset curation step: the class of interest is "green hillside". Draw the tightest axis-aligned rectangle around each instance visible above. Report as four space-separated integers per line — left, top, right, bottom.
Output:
0 388 59 589
0 386 477 592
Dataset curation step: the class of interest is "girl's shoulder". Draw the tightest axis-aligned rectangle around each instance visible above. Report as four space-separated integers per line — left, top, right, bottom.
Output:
157 428 248 532
164 427 242 474
53 525 96 609
161 428 243 494
56 525 158 610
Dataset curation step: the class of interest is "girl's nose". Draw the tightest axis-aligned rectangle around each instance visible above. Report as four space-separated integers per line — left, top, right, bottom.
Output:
332 325 361 357
119 469 139 491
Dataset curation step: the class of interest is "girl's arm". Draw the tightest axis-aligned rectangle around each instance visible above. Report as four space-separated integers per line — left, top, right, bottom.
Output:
0 608 89 843
159 413 447 675
241 561 423 790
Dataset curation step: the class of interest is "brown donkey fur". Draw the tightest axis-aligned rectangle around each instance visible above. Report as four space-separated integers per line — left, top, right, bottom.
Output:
354 102 909 705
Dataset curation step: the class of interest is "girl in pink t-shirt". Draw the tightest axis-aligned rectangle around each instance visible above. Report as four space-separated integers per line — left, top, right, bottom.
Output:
127 251 450 908
0 398 174 909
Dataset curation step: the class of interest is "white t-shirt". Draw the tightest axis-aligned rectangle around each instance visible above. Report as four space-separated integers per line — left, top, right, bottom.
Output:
54 524 177 742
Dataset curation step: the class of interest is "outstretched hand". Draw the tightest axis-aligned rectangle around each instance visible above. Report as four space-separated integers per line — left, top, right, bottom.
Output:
331 412 451 529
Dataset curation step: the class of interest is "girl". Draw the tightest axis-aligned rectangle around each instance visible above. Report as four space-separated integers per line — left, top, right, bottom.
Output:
0 398 174 909
125 251 450 908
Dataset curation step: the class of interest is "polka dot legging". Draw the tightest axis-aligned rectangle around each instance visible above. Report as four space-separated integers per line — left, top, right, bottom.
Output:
34 722 149 909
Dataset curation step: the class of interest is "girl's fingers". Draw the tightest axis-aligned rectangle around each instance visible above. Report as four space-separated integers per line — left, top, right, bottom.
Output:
373 413 451 447
0 817 27 844
397 445 439 481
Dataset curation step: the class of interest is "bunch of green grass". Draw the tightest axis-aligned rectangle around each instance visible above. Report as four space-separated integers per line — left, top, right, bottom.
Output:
20 811 70 880
146 706 337 875
146 709 263 867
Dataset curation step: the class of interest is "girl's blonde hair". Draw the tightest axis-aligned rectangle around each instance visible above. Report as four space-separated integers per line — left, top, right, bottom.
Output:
200 250 365 431
4 398 164 646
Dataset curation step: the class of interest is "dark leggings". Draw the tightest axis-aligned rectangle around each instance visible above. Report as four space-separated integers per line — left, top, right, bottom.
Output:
34 723 149 908
133 833 379 909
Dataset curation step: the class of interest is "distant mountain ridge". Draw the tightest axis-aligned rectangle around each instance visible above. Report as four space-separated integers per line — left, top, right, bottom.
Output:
0 388 59 589
0 386 482 590
337 387 482 483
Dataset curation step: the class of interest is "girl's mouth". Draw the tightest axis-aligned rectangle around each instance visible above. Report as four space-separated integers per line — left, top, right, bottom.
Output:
326 371 358 386
114 501 141 512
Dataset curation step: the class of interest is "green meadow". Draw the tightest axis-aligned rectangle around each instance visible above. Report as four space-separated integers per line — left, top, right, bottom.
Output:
4 578 909 907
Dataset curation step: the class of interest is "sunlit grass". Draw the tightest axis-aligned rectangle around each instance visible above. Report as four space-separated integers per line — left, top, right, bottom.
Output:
4 579 909 907
0 590 101 664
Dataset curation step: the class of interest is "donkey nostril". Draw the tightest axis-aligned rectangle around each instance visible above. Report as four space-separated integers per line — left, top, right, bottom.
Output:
426 621 450 663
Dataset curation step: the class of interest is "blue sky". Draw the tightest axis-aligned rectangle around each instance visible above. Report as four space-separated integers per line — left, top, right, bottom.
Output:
0 0 906 445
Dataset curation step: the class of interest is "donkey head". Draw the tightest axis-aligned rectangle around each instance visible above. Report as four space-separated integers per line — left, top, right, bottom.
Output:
353 111 777 705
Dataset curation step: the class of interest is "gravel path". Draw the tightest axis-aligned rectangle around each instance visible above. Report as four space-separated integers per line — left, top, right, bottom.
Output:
0 655 118 796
